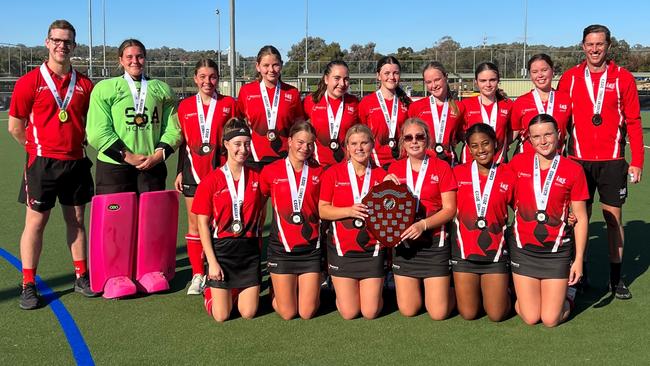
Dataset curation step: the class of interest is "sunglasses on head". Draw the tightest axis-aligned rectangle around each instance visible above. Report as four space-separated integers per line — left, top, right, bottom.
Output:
403 133 426 142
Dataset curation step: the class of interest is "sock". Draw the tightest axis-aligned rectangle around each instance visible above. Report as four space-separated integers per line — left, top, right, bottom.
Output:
22 268 36 286
610 262 622 287
186 234 204 276
73 260 88 278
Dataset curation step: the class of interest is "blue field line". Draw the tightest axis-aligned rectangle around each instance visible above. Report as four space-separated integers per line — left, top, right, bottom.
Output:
0 247 95 366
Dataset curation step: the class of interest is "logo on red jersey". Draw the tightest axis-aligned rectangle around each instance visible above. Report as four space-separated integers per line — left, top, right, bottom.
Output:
555 176 567 185
499 182 509 191
559 104 568 111
429 174 439 183
223 107 231 114
285 94 293 102
347 106 355 113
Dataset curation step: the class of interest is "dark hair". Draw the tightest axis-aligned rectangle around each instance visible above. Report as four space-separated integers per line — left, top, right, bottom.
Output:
583 24 611 44
312 60 349 103
289 120 316 139
526 53 554 72
118 39 146 58
422 61 459 116
255 45 283 82
528 113 558 132
464 122 498 145
474 62 506 101
194 58 219 76
222 117 251 141
376 56 411 107
47 19 76 41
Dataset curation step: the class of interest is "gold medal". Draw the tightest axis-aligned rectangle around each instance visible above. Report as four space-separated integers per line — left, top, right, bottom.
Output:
134 114 146 125
58 109 69 123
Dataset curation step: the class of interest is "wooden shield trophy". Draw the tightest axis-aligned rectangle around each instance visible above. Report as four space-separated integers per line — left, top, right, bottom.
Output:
362 180 417 248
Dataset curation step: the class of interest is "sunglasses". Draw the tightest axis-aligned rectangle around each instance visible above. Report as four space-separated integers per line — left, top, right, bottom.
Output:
403 133 426 142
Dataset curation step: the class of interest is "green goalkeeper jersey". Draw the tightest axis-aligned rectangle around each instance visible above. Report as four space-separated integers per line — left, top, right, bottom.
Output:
87 75 182 164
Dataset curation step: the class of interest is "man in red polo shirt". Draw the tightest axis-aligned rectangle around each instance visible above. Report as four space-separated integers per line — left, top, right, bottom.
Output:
8 20 97 310
558 24 645 299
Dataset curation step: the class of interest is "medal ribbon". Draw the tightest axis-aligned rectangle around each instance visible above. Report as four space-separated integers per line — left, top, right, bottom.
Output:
376 90 398 139
39 63 77 113
406 156 429 212
124 72 148 115
221 164 246 225
325 92 344 141
533 154 560 212
285 158 309 214
347 160 371 204
259 81 281 132
195 93 218 144
471 161 497 219
532 89 555 116
479 96 498 130
584 66 608 115
429 96 449 144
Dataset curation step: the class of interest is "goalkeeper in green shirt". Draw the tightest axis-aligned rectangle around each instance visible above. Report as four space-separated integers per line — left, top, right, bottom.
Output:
87 39 181 194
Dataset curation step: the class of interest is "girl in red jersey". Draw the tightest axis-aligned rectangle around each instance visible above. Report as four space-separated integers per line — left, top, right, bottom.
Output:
359 56 411 169
192 118 265 322
408 61 464 164
460 62 513 164
511 54 572 154
175 59 237 295
508 114 588 327
319 124 387 319
303 60 359 167
384 118 458 320
451 123 514 321
237 45 304 167
260 122 323 320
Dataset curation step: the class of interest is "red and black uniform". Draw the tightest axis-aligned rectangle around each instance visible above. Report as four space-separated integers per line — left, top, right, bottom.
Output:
358 93 410 168
387 157 457 277
236 81 304 165
507 153 589 279
303 93 359 167
319 161 386 278
511 89 572 154
408 98 465 163
177 94 237 196
192 165 264 288
10 63 94 212
557 60 644 207
451 163 514 273
459 96 513 164
260 159 324 274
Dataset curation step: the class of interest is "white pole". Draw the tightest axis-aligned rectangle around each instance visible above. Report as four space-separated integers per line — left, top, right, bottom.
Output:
88 0 93 78
102 0 106 77
216 9 221 74
229 0 236 96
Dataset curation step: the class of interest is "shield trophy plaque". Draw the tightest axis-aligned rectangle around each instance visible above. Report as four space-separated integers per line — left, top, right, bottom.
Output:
362 180 417 248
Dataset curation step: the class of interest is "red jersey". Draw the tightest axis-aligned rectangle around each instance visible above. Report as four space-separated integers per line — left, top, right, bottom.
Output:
192 166 264 239
557 61 644 168
236 81 304 163
9 63 93 160
319 161 386 256
511 89 572 154
509 153 589 253
303 93 359 167
387 156 457 244
451 163 514 261
459 96 513 164
177 94 237 184
358 92 410 167
408 97 464 161
260 159 323 252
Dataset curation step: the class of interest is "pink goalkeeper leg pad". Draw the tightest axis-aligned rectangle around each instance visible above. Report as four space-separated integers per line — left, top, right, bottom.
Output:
135 190 179 293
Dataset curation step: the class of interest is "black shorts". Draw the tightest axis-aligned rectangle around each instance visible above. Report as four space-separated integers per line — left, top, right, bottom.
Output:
267 244 322 275
18 155 94 212
327 244 385 279
576 159 628 207
205 237 261 289
180 183 198 197
95 160 167 195
392 240 451 278
451 257 510 274
509 245 571 279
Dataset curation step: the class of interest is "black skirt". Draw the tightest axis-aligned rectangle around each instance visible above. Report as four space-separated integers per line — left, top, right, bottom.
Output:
392 235 451 278
327 244 385 279
267 244 322 275
205 237 261 289
451 257 510 274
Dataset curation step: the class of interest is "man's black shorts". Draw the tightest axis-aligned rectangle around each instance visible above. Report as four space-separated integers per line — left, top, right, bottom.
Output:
18 155 94 212
575 159 628 207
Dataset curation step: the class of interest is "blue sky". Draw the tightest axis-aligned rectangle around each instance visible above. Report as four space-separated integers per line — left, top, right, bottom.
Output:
2 0 648 57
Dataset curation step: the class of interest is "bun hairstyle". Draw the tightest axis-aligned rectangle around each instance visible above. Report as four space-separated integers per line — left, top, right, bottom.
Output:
118 39 146 58
474 62 506 101
464 122 497 145
422 61 459 116
526 53 554 72
312 60 349 103
289 120 316 139
255 45 283 82
528 113 559 132
194 58 219 76
376 56 411 108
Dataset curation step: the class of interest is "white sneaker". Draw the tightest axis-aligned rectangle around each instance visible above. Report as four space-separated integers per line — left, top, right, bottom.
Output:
187 274 205 295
